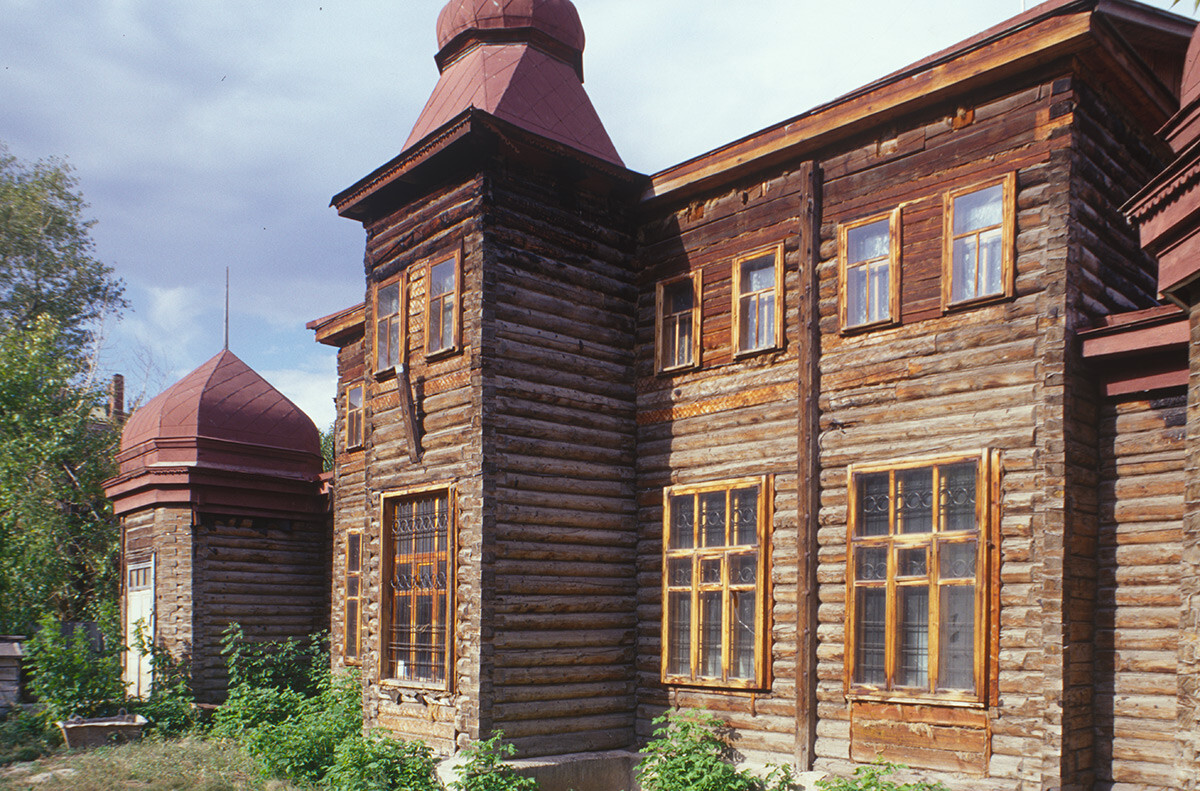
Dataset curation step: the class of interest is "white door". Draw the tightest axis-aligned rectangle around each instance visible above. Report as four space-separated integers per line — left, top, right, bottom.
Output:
124 560 155 698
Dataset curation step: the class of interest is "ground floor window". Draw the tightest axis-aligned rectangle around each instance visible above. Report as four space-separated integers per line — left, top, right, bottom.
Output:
846 453 994 703
344 531 362 662
662 476 770 689
383 487 452 686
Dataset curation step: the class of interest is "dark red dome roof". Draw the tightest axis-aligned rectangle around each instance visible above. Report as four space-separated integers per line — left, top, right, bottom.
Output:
1183 26 1200 112
436 0 585 54
121 349 319 456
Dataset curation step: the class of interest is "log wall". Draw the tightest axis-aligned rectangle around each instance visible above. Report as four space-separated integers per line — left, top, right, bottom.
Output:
190 515 329 702
814 74 1072 786
1094 391 1185 791
332 334 366 671
481 165 640 757
634 166 807 763
358 175 486 755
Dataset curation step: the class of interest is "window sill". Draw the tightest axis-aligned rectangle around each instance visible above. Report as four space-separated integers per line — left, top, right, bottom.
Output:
656 362 699 377
662 677 768 693
733 344 782 361
373 366 397 383
839 318 898 336
379 678 451 693
942 291 1012 314
424 346 459 363
846 690 984 708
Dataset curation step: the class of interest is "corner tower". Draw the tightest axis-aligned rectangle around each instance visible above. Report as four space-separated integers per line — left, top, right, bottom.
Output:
326 0 645 776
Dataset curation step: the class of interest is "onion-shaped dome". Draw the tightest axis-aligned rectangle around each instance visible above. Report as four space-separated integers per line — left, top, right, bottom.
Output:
436 0 585 55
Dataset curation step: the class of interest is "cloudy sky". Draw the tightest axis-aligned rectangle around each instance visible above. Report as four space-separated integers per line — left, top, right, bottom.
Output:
1 0 1192 428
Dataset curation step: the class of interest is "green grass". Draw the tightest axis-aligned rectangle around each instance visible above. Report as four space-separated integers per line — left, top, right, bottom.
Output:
0 736 311 791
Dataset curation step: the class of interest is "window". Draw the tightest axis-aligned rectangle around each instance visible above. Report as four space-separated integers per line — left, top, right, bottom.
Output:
846 453 994 704
344 532 362 662
840 209 900 330
732 245 783 355
425 254 460 356
384 488 453 686
656 273 701 372
374 278 403 372
662 477 770 688
943 173 1015 308
345 383 364 451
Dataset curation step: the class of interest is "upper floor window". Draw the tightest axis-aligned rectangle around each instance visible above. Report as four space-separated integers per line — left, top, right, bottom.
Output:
375 278 403 372
846 453 994 705
384 487 453 687
656 273 701 373
733 245 783 355
345 383 364 451
840 209 900 330
662 476 770 689
425 254 460 356
944 173 1015 308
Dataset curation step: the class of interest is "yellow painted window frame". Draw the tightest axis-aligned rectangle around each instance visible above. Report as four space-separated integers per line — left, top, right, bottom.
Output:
373 274 405 375
344 382 364 452
732 244 784 357
941 172 1016 311
661 475 772 690
343 530 363 664
655 271 702 373
424 250 462 358
380 483 456 691
839 208 901 332
844 451 1000 708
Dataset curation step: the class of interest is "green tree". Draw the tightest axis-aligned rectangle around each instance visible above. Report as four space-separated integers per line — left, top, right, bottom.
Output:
320 423 335 472
0 143 126 358
0 316 119 630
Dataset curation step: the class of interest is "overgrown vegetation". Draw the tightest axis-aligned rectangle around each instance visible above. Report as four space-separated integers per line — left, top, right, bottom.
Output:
0 709 59 766
213 624 447 791
816 761 948 791
23 613 124 724
635 710 794 791
448 732 537 791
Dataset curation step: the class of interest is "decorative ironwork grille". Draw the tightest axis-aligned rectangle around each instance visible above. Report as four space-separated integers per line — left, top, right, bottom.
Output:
387 491 450 683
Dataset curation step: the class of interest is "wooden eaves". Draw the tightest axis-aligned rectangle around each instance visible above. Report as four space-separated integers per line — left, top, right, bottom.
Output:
644 0 1189 205
1079 304 1188 396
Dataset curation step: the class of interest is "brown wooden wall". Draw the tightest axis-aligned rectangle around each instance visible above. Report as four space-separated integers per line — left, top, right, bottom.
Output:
481 165 640 757
358 176 486 755
634 167 806 762
814 72 1073 784
1094 391 1185 791
331 333 366 671
191 515 329 702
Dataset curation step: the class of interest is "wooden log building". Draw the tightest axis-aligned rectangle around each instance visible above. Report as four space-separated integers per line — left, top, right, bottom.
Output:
307 0 1200 787
103 350 329 703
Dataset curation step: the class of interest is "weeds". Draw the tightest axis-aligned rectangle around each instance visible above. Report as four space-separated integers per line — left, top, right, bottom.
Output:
636 710 793 791
816 760 948 791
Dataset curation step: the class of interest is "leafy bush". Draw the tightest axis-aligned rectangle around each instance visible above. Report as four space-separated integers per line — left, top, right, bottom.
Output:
816 761 948 791
24 614 124 723
219 623 325 697
126 622 196 736
0 707 60 765
449 731 538 791
326 731 440 791
240 668 362 784
636 710 793 791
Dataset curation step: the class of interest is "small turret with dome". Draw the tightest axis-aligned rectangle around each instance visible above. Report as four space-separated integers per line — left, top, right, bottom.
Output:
403 0 622 166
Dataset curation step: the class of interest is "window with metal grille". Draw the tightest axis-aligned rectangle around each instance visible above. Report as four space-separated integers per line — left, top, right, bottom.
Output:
384 489 452 685
662 476 770 688
846 454 992 704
